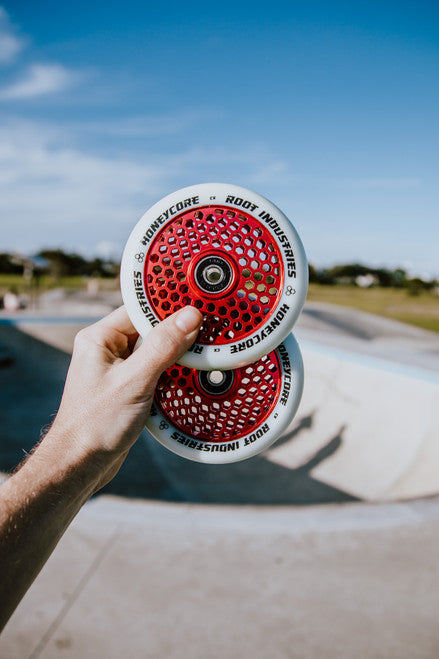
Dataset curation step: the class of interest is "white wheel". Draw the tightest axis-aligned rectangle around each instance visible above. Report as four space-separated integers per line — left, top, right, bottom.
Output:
145 333 304 464
121 182 308 369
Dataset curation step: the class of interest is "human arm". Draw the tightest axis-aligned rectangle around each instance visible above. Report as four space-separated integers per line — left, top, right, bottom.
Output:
0 305 202 630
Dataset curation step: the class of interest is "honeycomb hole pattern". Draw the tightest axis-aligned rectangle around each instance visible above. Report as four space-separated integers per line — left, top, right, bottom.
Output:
155 351 282 442
144 206 284 344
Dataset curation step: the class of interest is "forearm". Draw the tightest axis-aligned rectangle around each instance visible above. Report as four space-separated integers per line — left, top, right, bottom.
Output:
0 305 202 631
0 427 117 631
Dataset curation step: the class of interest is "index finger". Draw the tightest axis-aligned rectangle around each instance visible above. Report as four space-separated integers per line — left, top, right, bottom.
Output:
78 306 139 358
91 305 138 337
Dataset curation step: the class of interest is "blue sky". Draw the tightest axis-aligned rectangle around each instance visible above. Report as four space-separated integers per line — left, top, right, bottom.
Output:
0 1 438 276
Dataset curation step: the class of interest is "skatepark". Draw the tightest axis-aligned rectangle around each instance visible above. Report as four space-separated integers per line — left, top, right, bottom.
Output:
1 290 439 658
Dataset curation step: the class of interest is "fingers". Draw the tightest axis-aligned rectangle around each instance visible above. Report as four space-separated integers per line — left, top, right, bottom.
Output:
121 306 203 383
74 306 139 360
87 306 138 338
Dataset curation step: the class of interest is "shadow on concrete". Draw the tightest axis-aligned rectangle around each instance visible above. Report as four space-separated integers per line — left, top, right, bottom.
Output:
0 326 357 505
0 325 70 473
100 423 356 505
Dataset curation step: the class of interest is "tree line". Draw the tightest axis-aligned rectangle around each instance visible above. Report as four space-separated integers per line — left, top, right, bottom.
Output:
0 250 119 279
309 263 438 295
0 250 437 295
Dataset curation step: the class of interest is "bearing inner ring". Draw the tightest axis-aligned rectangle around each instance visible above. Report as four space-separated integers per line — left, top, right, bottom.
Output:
194 255 233 294
198 369 235 396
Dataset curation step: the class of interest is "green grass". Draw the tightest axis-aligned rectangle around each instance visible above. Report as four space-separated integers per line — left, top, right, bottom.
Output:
307 284 439 334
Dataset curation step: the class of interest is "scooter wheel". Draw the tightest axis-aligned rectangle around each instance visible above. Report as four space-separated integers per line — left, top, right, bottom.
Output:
146 333 303 464
121 183 308 369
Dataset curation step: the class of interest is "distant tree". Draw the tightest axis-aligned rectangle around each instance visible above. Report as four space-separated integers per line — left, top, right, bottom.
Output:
317 268 336 285
406 277 426 296
0 253 22 274
37 249 120 278
37 249 79 278
328 263 370 280
308 263 318 283
391 268 408 288
373 268 393 287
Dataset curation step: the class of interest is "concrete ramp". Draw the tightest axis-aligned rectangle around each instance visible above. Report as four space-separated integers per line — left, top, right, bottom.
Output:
266 341 439 501
2 300 439 503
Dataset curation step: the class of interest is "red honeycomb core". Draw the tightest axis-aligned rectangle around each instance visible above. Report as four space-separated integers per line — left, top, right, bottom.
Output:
155 351 282 442
144 205 284 344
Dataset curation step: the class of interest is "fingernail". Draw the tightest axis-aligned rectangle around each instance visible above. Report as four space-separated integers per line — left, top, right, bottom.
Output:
175 306 202 334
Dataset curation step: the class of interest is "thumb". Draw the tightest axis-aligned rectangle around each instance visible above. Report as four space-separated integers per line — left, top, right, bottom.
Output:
123 306 203 383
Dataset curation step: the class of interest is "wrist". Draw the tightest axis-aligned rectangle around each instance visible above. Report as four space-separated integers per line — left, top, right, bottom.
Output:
37 420 129 497
27 427 107 502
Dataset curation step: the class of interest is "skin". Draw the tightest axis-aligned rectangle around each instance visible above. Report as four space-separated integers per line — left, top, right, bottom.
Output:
0 305 203 631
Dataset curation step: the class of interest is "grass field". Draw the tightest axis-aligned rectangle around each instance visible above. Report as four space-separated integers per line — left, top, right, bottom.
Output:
307 284 439 334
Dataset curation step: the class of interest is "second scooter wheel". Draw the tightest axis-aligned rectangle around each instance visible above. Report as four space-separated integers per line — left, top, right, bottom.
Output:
146 333 304 464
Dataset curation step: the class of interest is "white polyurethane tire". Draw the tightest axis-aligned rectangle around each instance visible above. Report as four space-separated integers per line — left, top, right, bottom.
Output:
145 333 304 464
121 182 308 370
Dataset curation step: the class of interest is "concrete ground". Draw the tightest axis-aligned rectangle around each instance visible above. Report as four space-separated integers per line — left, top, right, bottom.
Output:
1 290 439 658
3 496 439 659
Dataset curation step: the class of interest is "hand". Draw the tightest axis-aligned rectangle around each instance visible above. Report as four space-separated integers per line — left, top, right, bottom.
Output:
49 304 203 490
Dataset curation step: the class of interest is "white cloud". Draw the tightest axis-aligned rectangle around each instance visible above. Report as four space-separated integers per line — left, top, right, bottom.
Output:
0 31 23 64
0 119 298 256
0 63 78 100
0 119 166 254
0 6 25 64
0 7 80 100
